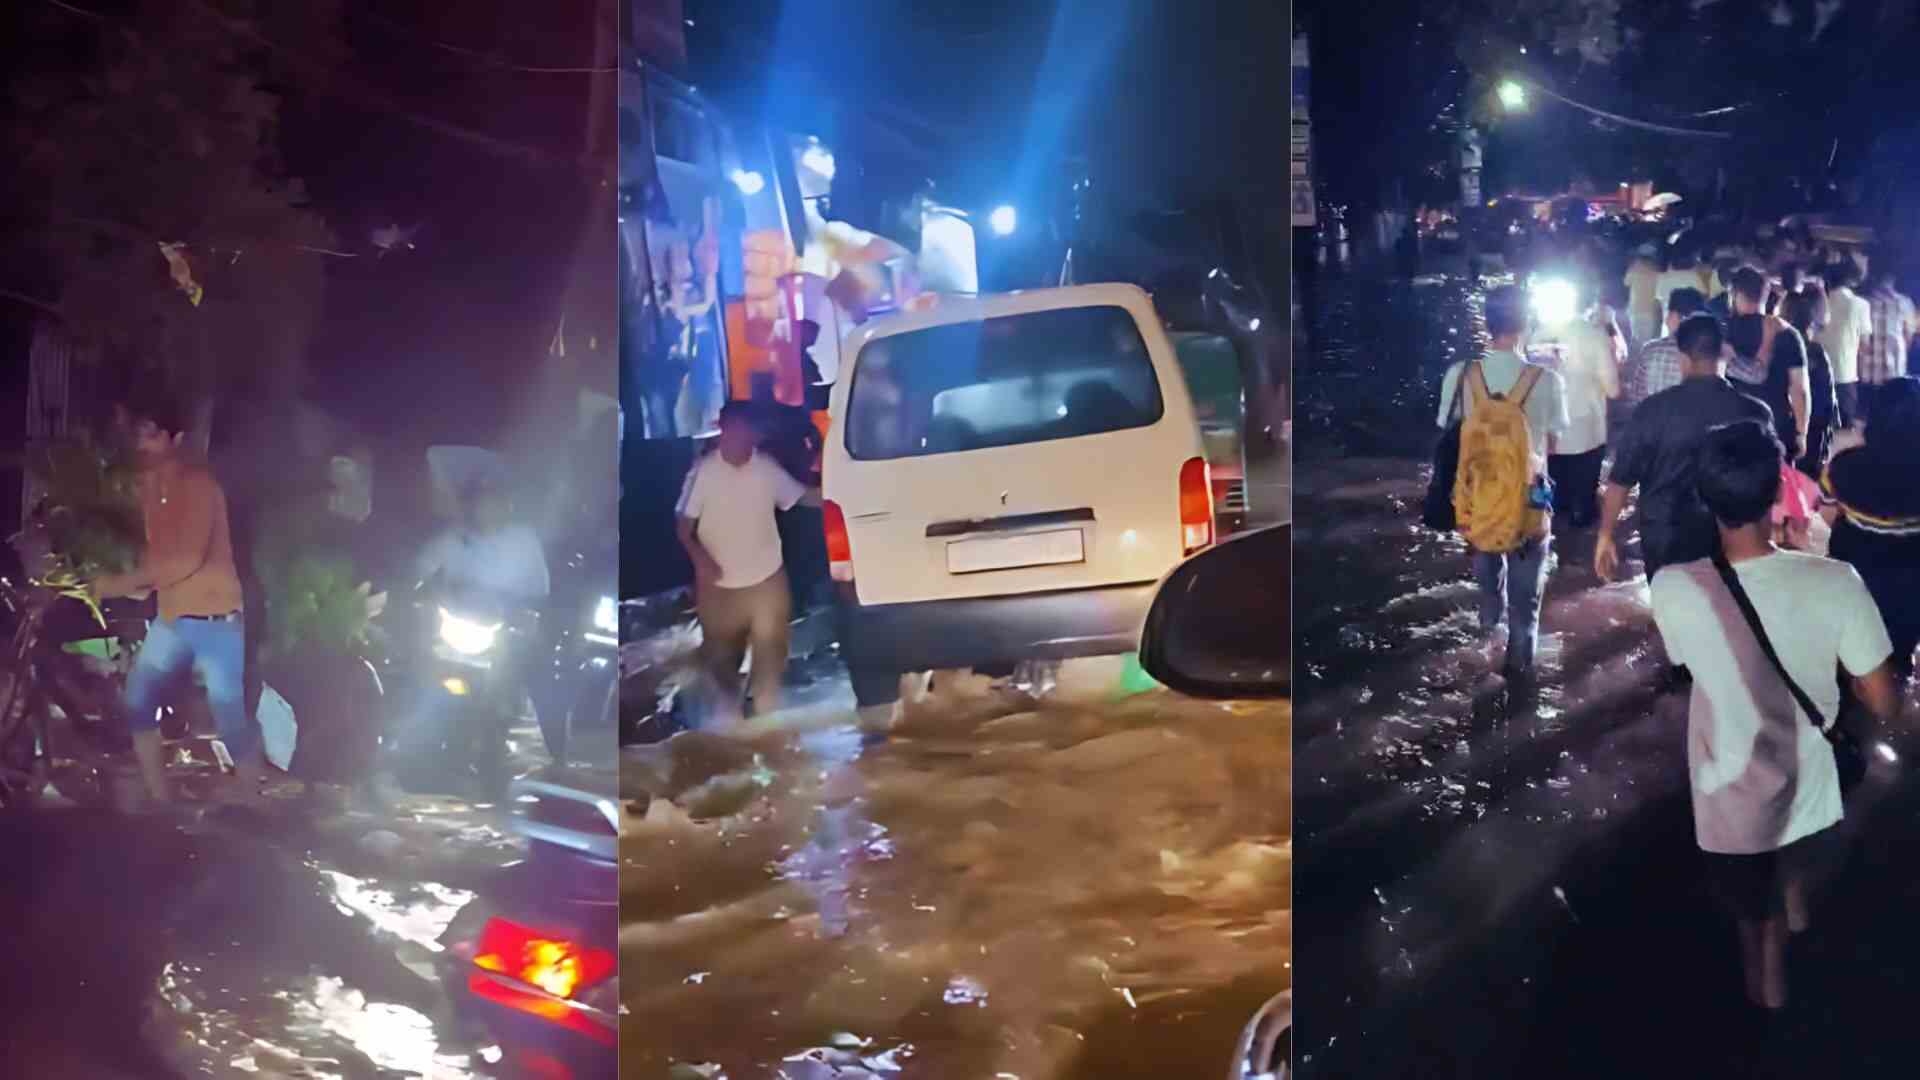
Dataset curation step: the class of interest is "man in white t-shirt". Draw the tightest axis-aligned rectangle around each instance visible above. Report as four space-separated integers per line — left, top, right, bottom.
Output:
678 401 813 718
414 481 552 603
1817 260 1873 428
1436 285 1571 677
1649 419 1900 1011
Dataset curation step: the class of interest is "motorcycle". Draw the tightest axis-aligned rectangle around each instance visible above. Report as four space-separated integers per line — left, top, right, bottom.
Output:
540 540 620 766
438 768 618 1077
386 581 546 798
0 573 140 809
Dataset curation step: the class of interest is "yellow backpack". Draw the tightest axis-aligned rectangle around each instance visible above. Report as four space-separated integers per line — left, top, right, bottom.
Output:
1453 362 1548 553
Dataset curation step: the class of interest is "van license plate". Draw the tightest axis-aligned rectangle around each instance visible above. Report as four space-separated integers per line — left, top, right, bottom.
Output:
946 529 1085 574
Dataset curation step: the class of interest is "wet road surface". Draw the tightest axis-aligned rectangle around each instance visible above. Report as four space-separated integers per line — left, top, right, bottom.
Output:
619 652 1288 1079
1 774 538 1078
1293 266 1920 1078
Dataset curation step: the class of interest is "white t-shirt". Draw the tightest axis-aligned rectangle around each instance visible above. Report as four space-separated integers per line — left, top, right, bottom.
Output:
1650 551 1893 855
1436 349 1571 464
416 523 551 601
677 449 805 588
1656 269 1708 312
1817 286 1873 385
1549 322 1619 456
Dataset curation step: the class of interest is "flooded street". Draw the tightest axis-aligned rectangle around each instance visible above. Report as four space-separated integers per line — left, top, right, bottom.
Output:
0 784 534 1078
1293 266 1920 1078
619 665 1288 1079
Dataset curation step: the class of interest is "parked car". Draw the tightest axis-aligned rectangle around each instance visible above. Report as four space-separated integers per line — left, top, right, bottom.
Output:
1137 522 1290 1080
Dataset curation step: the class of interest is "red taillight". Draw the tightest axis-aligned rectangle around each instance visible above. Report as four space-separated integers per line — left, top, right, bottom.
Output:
823 498 854 582
1179 456 1214 554
473 917 614 1000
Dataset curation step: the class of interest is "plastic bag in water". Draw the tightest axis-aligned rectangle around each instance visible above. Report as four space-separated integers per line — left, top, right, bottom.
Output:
258 683 297 772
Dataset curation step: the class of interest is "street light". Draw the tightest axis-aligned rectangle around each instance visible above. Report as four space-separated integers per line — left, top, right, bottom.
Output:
1497 80 1527 111
989 204 1018 236
729 169 766 196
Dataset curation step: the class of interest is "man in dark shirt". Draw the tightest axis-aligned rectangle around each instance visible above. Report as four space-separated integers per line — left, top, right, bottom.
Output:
1728 267 1812 460
1707 260 1737 326
1595 313 1774 587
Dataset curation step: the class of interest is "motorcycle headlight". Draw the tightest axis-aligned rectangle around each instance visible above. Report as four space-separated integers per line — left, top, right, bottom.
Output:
439 607 502 655
593 595 617 635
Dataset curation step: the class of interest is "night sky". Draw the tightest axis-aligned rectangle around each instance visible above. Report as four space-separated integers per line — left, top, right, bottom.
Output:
280 0 610 448
1299 0 1920 213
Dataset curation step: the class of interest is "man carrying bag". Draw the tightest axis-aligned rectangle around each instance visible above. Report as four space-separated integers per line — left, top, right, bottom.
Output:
1648 419 1901 1011
1432 285 1569 679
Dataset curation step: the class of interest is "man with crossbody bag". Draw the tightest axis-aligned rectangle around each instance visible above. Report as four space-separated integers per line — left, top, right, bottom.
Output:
1435 285 1569 678
1649 420 1900 1011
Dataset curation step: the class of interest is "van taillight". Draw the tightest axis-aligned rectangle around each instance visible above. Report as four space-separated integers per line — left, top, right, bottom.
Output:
823 499 854 582
1179 457 1214 554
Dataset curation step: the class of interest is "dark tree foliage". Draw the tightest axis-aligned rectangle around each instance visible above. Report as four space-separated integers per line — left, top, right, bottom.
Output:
4 0 345 408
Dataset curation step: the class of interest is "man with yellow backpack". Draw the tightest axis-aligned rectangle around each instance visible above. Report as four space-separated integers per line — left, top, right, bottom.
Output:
1436 285 1570 679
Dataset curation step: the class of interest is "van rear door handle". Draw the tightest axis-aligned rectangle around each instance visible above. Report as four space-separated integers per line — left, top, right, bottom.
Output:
926 507 1095 539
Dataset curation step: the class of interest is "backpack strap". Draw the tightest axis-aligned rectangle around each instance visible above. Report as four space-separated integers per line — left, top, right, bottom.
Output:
1510 364 1545 407
1464 362 1491 409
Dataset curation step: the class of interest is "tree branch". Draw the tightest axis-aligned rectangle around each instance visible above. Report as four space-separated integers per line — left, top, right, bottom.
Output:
183 0 592 174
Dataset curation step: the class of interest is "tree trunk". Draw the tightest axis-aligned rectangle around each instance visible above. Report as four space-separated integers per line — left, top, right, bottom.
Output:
188 394 215 460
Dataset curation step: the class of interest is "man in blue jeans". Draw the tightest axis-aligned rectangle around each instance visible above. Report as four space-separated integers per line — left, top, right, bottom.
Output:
92 393 260 807
1435 285 1570 678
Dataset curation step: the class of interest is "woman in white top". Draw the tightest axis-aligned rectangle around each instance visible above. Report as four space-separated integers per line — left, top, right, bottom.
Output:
1545 305 1622 527
1624 252 1663 354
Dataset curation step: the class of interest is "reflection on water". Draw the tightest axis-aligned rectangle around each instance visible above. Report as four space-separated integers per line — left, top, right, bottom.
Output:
321 869 473 954
153 853 490 1080
621 686 1290 1078
0 792 528 1078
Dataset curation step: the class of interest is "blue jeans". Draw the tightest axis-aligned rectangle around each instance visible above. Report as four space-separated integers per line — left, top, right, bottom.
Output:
1472 535 1551 673
125 615 257 760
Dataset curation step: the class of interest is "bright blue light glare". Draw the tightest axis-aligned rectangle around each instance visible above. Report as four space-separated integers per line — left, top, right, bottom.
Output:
989 205 1018 236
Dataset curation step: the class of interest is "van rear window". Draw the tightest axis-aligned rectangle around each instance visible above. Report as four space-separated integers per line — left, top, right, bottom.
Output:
845 305 1164 461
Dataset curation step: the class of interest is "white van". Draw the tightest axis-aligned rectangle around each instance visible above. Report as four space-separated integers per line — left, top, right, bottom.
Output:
821 283 1214 709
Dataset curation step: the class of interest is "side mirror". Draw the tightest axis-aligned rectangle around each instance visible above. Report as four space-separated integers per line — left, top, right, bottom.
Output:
1139 524 1289 698
1234 990 1291 1079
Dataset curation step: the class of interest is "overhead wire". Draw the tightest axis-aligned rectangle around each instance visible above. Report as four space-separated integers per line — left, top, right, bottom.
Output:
359 9 616 74
1516 76 1737 139
35 0 600 173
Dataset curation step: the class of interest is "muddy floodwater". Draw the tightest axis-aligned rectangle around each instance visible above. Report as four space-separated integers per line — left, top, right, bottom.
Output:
619 681 1289 1079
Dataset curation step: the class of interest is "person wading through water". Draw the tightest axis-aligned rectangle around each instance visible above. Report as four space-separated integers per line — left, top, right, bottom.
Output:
1596 314 1774 692
1435 284 1569 683
1649 419 1900 1011
677 401 820 723
90 391 263 808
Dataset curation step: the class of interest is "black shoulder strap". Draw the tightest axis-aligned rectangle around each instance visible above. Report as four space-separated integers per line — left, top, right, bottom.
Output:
1709 551 1829 732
